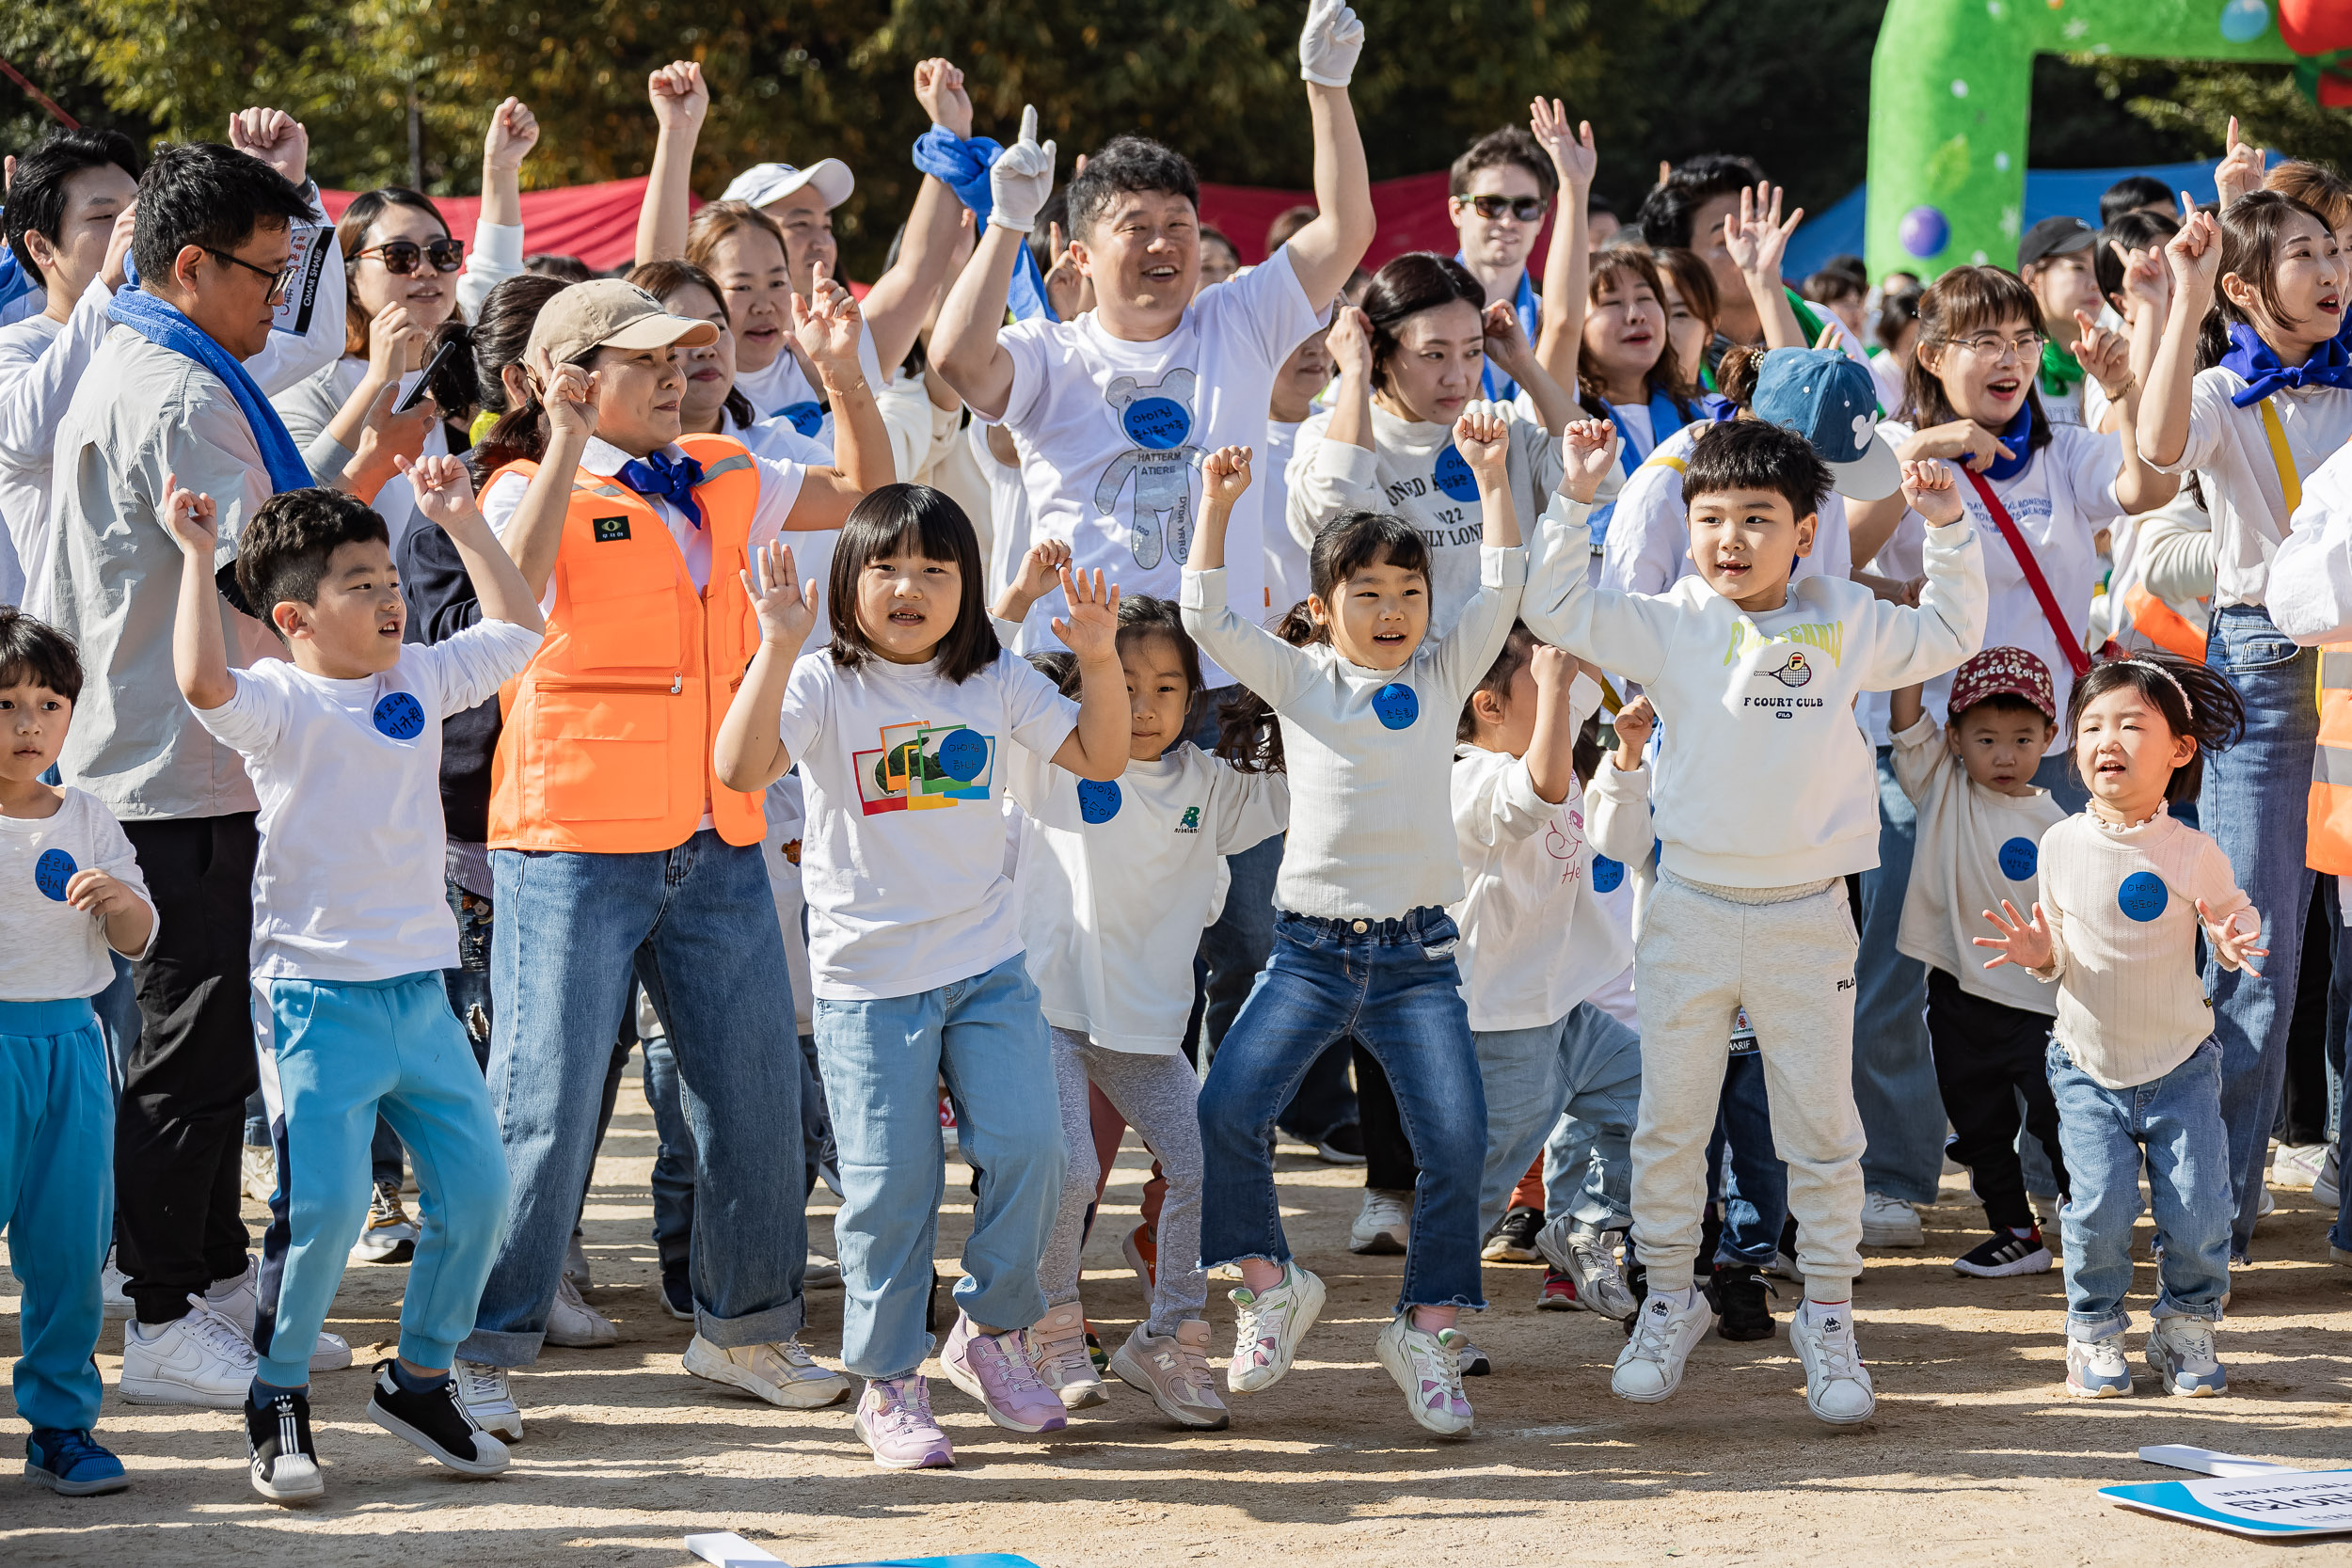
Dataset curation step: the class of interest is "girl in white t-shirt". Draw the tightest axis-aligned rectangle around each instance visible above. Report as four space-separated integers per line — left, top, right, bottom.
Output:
715 483 1134 1471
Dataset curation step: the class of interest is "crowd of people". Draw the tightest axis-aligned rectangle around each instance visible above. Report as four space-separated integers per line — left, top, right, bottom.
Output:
7 0 2352 1501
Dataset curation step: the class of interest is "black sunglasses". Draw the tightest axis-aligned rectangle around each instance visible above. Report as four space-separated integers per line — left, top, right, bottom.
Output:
202 246 297 300
357 237 466 276
1466 195 1549 223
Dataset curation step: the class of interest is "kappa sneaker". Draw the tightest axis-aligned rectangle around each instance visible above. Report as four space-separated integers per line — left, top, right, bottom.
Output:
1350 1188 1411 1255
1226 1262 1326 1394
1953 1227 2054 1278
24 1428 128 1497
245 1384 325 1503
349 1180 419 1264
240 1144 278 1204
1611 1287 1713 1403
682 1334 850 1408
545 1274 618 1347
456 1360 524 1440
1374 1311 1474 1437
1107 1320 1230 1429
1482 1205 1544 1262
855 1375 953 1469
1538 1216 1637 1321
2065 1335 2133 1398
1860 1192 1924 1247
365 1360 510 1474
941 1313 1067 1433
1025 1302 1107 1410
2146 1317 2228 1397
205 1257 352 1372
1788 1300 1876 1424
119 1297 261 1408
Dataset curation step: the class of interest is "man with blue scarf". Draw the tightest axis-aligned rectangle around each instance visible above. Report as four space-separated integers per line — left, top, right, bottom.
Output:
1448 125 1558 415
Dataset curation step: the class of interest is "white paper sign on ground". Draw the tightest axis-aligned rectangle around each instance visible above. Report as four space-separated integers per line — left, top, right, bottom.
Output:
2105 1446 2352 1538
685 1535 787 1567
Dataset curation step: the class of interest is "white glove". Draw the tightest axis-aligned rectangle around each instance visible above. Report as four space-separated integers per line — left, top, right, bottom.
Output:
1298 0 1365 87
988 104 1057 233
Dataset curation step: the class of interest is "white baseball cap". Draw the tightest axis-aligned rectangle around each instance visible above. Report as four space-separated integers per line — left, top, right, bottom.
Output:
721 159 854 212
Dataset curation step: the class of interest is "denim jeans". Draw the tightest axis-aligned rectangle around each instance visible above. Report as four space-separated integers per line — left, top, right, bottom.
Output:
1705 1048 1788 1267
1474 1002 1639 1238
1851 746 1943 1205
1200 907 1487 1310
460 832 805 1366
640 1031 697 1291
2201 605 2318 1259
813 952 1064 1381
2048 1038 2232 1338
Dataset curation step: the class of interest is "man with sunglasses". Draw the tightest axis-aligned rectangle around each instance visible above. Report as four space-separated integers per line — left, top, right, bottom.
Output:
1447 125 1557 413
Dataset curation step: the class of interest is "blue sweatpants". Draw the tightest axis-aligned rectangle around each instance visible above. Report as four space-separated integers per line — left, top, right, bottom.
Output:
3 998 112 1433
252 974 509 1387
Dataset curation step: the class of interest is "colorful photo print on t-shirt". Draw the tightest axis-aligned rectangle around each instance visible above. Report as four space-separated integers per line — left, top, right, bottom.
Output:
854 720 997 815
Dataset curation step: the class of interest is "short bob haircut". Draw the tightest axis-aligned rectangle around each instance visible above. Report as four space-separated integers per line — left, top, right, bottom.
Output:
2063 654 2245 803
233 488 392 641
0 607 85 704
826 483 1001 683
1679 418 1831 521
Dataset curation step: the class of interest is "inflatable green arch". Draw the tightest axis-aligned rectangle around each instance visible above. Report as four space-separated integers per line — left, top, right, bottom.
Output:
1865 0 2294 278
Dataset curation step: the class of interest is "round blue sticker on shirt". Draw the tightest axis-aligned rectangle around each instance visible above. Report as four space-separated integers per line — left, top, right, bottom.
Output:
775 401 824 436
1120 396 1192 450
1997 835 2038 881
1433 443 1481 503
936 728 988 783
372 691 426 740
34 847 76 901
1591 855 1625 894
1372 682 1420 730
2119 870 2169 923
1077 779 1122 824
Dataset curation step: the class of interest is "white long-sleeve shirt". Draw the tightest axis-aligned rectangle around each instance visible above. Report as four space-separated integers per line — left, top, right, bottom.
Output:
2267 437 2352 644
2147 369 2352 610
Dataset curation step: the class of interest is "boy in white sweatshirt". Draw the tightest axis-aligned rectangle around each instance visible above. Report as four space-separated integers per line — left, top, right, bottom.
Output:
1522 413 1987 1426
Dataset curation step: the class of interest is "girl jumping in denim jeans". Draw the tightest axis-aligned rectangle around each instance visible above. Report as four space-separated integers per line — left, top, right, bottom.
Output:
1977 655 2261 1399
1180 405 1525 1438
714 484 1134 1470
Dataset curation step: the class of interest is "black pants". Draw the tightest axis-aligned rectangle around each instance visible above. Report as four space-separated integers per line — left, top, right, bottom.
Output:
1925 966 2069 1234
115 814 262 1323
2280 875 2334 1147
1356 1044 1418 1192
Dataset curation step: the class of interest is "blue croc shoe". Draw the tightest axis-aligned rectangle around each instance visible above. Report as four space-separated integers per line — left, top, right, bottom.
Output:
25 1429 128 1496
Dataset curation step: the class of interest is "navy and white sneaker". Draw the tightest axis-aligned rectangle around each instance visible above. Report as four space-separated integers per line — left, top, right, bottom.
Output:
245 1385 325 1503
2145 1318 2227 1398
366 1360 511 1474
1952 1228 2053 1278
24 1429 128 1496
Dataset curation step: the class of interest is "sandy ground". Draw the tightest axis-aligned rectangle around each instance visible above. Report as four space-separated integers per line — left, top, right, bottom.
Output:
6 1062 2352 1567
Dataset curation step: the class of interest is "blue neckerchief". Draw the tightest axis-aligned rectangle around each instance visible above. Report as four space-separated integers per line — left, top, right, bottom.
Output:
1587 390 1694 556
0 238 34 319
107 287 310 494
1457 254 1538 403
1979 401 2035 483
617 449 707 529
2219 321 2352 407
914 126 1056 324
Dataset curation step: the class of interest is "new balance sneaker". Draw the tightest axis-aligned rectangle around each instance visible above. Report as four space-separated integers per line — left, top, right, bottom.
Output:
205 1256 352 1371
856 1375 953 1469
1350 1189 1411 1255
2315 1147 2342 1210
2145 1317 2228 1397
1482 1205 1543 1263
1122 1223 1158 1289
941 1313 1067 1433
1226 1262 1326 1395
1860 1192 1924 1247
545 1274 618 1348
1612 1287 1712 1403
365 1360 510 1474
1953 1228 2053 1278
119 1298 260 1408
682 1334 851 1408
1311 1123 1367 1165
1107 1320 1230 1430
2271 1141 2328 1190
349 1180 419 1265
1535 1267 1579 1311
245 1385 324 1503
1538 1216 1637 1322
24 1428 128 1496
100 1251 132 1323
1706 1261 1777 1341
1025 1302 1107 1410
1374 1311 1473 1437
457 1360 524 1441
240 1144 278 1204
1788 1300 1875 1424
2065 1335 2133 1398
1455 1335 1491 1377
563 1233 592 1290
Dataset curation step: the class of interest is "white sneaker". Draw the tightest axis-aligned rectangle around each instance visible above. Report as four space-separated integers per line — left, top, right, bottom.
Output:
545 1274 618 1348
120 1296 260 1408
1536 1216 1638 1322
1788 1300 1876 1424
349 1180 419 1264
457 1359 524 1440
1025 1302 1107 1410
2065 1335 2133 1398
1373 1311 1473 1437
1349 1189 1411 1255
100 1249 133 1323
208 1256 352 1371
1860 1191 1924 1247
681 1333 851 1408
1611 1287 1713 1404
240 1144 278 1204
2146 1316 2228 1397
563 1235 592 1291
2270 1141 2329 1190
1226 1262 1327 1394
2316 1147 2343 1210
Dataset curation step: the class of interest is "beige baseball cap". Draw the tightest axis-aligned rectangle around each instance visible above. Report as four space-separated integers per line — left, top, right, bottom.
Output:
525 279 719 365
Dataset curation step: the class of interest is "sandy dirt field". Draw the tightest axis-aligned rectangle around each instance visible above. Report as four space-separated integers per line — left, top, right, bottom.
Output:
7 1062 2350 1567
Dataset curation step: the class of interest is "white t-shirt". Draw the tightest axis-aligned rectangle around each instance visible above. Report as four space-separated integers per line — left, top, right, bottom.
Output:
1262 418 1311 622
969 418 1033 604
1009 741 1288 1053
998 246 1321 684
1448 675 1634 1032
0 280 112 617
193 622 541 980
732 325 888 451
2151 369 2352 610
1598 420 1854 600
0 786 156 1003
775 646 1080 1000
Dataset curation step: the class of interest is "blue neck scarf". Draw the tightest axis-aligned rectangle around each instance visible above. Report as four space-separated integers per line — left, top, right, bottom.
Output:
1603 388 1690 476
1979 401 2035 484
107 286 311 494
914 126 1056 324
1457 254 1538 404
2218 321 2352 407
618 449 707 528
0 240 34 319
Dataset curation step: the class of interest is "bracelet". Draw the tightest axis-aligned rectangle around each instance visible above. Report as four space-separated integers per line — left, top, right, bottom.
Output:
2101 374 2137 400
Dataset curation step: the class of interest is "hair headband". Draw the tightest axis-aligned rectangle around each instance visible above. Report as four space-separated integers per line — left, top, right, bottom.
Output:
2121 657 2193 719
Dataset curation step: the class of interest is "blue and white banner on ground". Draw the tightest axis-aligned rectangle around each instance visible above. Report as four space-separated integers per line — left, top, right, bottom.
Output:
2104 1447 2352 1538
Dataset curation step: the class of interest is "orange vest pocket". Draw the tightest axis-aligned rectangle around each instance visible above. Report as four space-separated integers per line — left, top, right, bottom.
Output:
531 676 675 822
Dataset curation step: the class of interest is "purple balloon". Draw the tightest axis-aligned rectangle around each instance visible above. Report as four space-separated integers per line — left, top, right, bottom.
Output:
1899 204 1949 260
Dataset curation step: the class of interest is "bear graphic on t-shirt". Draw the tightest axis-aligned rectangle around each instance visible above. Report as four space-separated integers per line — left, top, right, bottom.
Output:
1093 369 1206 570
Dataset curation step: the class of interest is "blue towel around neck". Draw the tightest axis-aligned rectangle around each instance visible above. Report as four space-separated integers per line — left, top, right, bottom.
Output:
106 286 313 494
914 126 1057 324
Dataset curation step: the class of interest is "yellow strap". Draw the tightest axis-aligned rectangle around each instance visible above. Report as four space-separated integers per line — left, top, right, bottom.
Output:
2260 396 2301 515
1640 452 1690 474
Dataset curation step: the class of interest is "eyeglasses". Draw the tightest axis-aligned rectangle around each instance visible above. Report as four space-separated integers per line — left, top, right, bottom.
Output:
203 246 298 301
355 238 466 276
1465 194 1549 224
1947 330 2046 361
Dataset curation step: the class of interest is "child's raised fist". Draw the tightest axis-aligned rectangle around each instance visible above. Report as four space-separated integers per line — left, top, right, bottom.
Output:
162 472 218 556
1561 419 1620 504
1527 642 1573 690
1899 457 1966 527
1454 401 1512 478
395 453 482 531
1201 445 1254 503
1612 692 1655 768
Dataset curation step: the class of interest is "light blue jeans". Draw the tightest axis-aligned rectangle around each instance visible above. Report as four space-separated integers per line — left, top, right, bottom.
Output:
1475 1003 1639 1238
814 952 1064 1382
2048 1038 2232 1339
1851 746 1944 1205
3 999 111 1432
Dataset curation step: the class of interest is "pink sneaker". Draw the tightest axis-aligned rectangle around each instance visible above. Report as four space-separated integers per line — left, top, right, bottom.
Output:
941 1313 1067 1433
853 1375 953 1469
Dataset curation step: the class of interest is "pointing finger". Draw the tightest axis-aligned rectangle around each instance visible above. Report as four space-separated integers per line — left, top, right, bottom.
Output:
1019 103 1039 147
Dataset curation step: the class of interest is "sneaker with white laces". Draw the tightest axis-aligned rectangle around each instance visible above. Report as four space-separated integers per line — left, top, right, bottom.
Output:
682 1333 851 1408
545 1274 618 1348
563 1235 592 1291
940 1312 1067 1433
240 1144 278 1204
1350 1189 1410 1255
206 1256 352 1371
2315 1147 2342 1209
2271 1141 2328 1190
457 1360 524 1440
349 1180 419 1264
2145 1316 2228 1397
1537 1216 1637 1322
1107 1321 1230 1429
365 1359 510 1474
1226 1262 1327 1395
1374 1311 1474 1437
119 1296 260 1408
2065 1334 2133 1398
100 1250 133 1323
1860 1191 1924 1247
1611 1286 1712 1403
855 1375 954 1469
1025 1302 1107 1410
245 1384 324 1503
1788 1300 1876 1424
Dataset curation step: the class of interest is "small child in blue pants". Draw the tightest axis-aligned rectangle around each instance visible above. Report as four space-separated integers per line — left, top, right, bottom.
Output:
2 610 157 1496
167 464 541 1501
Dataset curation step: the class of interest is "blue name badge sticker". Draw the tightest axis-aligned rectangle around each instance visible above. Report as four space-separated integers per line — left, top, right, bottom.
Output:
34 847 77 901
1372 681 1419 730
935 727 990 784
776 400 825 437
1997 835 2038 882
2119 870 2169 923
1077 778 1122 824
373 690 426 740
1121 396 1192 450
1432 443 1482 503
1591 854 1625 894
